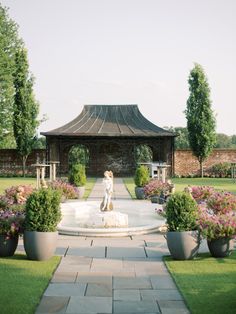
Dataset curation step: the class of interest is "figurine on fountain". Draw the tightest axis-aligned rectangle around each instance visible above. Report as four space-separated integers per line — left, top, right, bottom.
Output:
100 170 113 211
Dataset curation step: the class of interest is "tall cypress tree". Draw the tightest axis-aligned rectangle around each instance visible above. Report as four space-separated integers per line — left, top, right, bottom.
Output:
13 48 39 176
0 4 22 148
185 63 216 177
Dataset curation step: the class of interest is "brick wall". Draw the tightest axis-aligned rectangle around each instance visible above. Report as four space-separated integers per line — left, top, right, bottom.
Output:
1 148 236 177
175 149 236 176
0 149 46 176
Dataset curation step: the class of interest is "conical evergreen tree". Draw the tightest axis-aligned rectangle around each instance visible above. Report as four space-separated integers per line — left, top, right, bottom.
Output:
185 63 216 177
13 48 39 176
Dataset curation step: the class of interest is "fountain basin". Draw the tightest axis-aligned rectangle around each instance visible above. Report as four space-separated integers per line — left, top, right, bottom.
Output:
58 200 165 237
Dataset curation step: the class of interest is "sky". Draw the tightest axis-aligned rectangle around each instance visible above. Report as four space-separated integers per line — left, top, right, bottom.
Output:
1 0 235 135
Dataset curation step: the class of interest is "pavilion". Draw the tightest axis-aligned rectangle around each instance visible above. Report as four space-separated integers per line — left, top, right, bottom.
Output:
41 105 176 176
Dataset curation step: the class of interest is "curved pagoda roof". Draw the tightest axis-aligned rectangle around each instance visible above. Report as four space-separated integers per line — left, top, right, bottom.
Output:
41 105 176 137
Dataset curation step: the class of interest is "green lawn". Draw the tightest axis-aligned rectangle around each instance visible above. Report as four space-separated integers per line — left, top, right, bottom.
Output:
172 177 236 194
0 254 60 314
164 252 236 314
84 177 96 199
123 177 236 198
0 178 36 194
0 177 96 198
123 177 136 199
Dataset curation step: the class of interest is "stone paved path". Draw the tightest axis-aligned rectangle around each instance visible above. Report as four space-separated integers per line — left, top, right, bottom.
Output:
34 178 192 314
88 178 131 200
35 234 191 314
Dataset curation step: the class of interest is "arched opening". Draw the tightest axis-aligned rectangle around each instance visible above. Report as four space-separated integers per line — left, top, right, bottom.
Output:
99 142 123 175
134 144 153 164
68 144 90 170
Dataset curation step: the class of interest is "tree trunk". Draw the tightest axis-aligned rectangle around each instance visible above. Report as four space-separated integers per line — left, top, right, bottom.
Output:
199 159 204 178
22 155 28 177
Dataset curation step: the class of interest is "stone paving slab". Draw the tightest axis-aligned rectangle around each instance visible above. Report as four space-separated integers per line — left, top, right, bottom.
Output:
141 289 183 301
58 239 93 247
66 296 112 314
113 277 152 289
114 289 141 301
91 258 123 272
145 247 169 258
92 238 145 247
159 300 190 313
67 247 106 258
60 256 92 266
76 272 112 285
150 275 177 289
55 247 68 256
51 271 78 283
35 296 69 314
107 247 146 258
113 300 160 313
44 283 87 297
86 283 112 297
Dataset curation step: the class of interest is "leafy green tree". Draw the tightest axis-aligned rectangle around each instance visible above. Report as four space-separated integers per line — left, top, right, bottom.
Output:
174 127 190 149
214 133 232 148
231 135 236 147
68 145 89 169
32 136 46 149
13 48 39 176
163 126 190 149
185 63 216 177
0 4 22 148
134 144 153 163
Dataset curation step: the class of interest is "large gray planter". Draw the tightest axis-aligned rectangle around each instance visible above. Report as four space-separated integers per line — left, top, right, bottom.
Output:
166 230 200 260
23 231 58 261
77 186 85 199
207 237 234 258
135 187 145 199
0 234 19 257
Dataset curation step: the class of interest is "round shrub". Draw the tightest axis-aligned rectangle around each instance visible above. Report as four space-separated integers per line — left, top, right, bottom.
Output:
165 192 198 232
134 165 149 187
68 163 86 187
24 188 62 232
211 162 231 178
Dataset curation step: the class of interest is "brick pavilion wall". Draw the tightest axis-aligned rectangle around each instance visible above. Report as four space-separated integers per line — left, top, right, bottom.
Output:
0 149 45 176
175 149 236 176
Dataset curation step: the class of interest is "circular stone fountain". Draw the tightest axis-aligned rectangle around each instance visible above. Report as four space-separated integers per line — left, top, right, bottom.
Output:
58 200 165 237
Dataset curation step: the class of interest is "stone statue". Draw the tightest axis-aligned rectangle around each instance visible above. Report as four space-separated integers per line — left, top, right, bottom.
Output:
100 170 113 211
16 186 26 204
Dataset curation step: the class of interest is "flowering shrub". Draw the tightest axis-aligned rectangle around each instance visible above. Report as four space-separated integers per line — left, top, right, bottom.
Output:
0 210 24 238
155 207 166 217
0 185 34 212
144 179 172 198
211 162 231 178
197 205 236 240
190 186 215 203
206 192 236 214
47 180 78 199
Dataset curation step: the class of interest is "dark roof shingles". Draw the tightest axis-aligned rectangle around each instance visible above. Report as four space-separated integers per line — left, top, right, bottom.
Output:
41 105 175 137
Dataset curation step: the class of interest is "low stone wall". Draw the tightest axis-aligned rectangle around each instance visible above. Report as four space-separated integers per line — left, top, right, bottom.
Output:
0 149 45 176
175 149 236 176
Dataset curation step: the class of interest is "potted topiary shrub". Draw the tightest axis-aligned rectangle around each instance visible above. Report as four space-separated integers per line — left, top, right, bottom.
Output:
158 192 200 260
134 165 149 199
23 188 61 261
68 163 86 199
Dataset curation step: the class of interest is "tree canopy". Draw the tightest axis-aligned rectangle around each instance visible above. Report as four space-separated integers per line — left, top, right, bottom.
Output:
0 4 22 148
185 63 216 177
13 48 39 176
